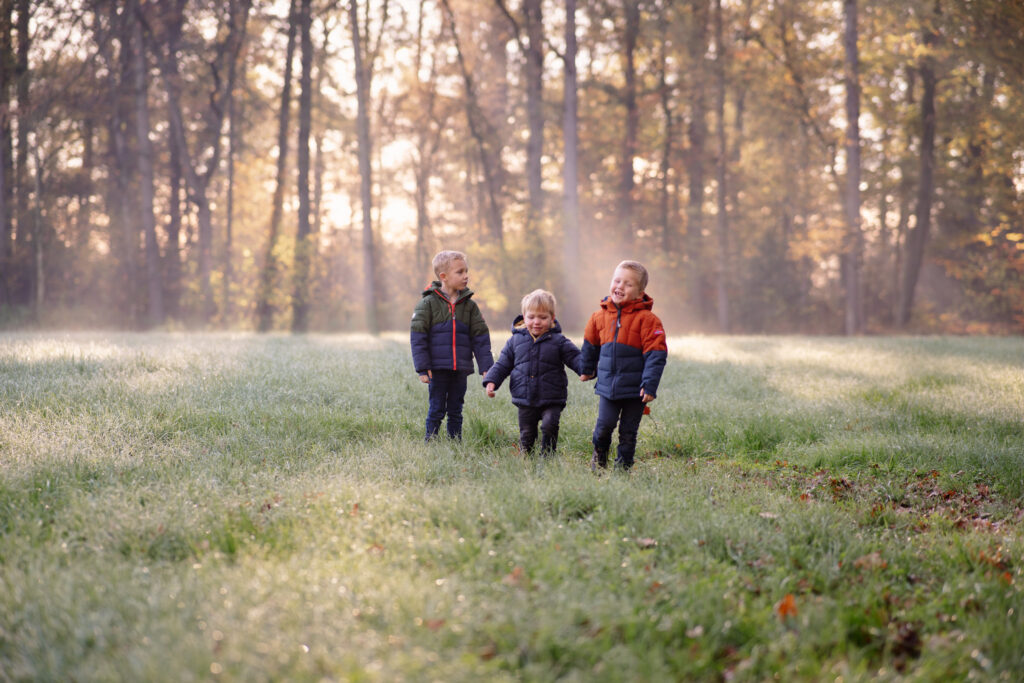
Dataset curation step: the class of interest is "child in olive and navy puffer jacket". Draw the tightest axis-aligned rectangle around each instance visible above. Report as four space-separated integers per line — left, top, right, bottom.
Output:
580 260 667 472
410 250 493 441
483 289 582 456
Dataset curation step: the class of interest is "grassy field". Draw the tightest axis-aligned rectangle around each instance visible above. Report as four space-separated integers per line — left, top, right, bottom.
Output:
0 332 1022 682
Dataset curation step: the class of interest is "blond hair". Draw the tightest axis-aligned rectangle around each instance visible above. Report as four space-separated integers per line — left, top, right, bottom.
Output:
616 260 649 292
432 250 468 278
521 289 556 316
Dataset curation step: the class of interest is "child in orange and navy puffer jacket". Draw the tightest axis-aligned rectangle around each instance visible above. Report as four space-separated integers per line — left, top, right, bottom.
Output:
580 260 667 472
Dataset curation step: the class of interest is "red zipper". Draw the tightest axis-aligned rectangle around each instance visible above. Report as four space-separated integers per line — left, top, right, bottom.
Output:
436 288 458 371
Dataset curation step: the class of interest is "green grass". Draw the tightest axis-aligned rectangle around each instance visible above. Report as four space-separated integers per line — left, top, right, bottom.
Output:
1 332 1022 681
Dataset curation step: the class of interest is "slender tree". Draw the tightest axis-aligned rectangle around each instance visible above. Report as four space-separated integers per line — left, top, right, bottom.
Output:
713 0 729 331
256 0 298 332
842 0 862 334
102 3 140 326
561 0 581 328
495 0 546 283
14 0 29 307
408 0 446 278
441 0 505 247
291 0 313 333
619 0 640 242
898 3 939 327
0 0 12 305
349 0 378 334
165 112 183 320
656 6 676 254
129 0 163 327
223 1 247 323
685 0 709 321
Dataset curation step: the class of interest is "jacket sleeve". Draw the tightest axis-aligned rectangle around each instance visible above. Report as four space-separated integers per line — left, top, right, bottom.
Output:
482 337 514 388
639 313 668 397
560 336 583 376
468 302 494 374
580 313 600 376
410 297 433 374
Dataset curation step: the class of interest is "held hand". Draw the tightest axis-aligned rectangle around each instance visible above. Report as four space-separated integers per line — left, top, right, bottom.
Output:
419 372 431 384
580 374 593 381
640 388 655 403
485 383 496 398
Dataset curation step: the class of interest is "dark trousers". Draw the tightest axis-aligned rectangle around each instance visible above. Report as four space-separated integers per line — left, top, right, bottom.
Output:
517 404 564 455
592 396 646 469
425 370 468 440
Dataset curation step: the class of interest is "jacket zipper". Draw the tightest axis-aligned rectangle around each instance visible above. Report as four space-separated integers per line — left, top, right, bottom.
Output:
434 288 459 372
449 298 457 371
612 306 621 391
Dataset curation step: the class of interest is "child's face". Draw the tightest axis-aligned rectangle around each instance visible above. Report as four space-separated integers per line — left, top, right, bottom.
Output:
609 266 643 305
523 307 554 336
439 258 469 293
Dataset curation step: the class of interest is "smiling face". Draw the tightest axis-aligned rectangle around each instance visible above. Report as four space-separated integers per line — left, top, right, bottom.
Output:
438 258 469 296
609 266 643 306
523 307 554 337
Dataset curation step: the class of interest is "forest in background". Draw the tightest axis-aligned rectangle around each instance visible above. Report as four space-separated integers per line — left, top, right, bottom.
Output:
0 0 1021 334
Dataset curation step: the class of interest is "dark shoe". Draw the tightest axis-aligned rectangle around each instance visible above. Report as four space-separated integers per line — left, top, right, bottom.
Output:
590 448 608 473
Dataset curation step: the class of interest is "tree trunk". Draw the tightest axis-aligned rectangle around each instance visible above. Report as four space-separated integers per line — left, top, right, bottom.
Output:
713 0 729 332
619 0 639 241
442 0 504 247
224 87 236 324
14 0 29 306
523 0 545 281
165 118 183 320
224 10 245 325
110 7 139 327
842 0 862 334
350 0 378 334
30 145 42 318
411 0 439 278
658 24 674 254
292 0 313 333
891 65 915 324
72 118 94 299
256 0 297 332
561 0 581 328
130 0 163 328
686 0 709 321
0 0 11 305
898 10 938 327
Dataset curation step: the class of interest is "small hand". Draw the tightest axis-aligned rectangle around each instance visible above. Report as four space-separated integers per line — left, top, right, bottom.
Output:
419 371 431 384
580 374 593 381
640 388 655 403
485 382 496 397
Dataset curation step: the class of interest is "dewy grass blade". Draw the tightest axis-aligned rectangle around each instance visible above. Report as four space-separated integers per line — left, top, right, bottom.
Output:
0 332 1022 680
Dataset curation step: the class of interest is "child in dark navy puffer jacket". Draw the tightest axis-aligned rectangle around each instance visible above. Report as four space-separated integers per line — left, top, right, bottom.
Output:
483 290 583 455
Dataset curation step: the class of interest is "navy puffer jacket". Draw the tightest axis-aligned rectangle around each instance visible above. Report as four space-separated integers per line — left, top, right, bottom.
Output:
483 316 583 407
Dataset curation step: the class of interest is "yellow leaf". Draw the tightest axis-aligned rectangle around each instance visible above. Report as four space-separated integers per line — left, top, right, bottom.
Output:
1005 233 1023 242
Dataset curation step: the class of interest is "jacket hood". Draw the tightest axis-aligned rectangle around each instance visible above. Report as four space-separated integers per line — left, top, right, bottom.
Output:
599 293 655 312
511 314 563 335
423 280 474 302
